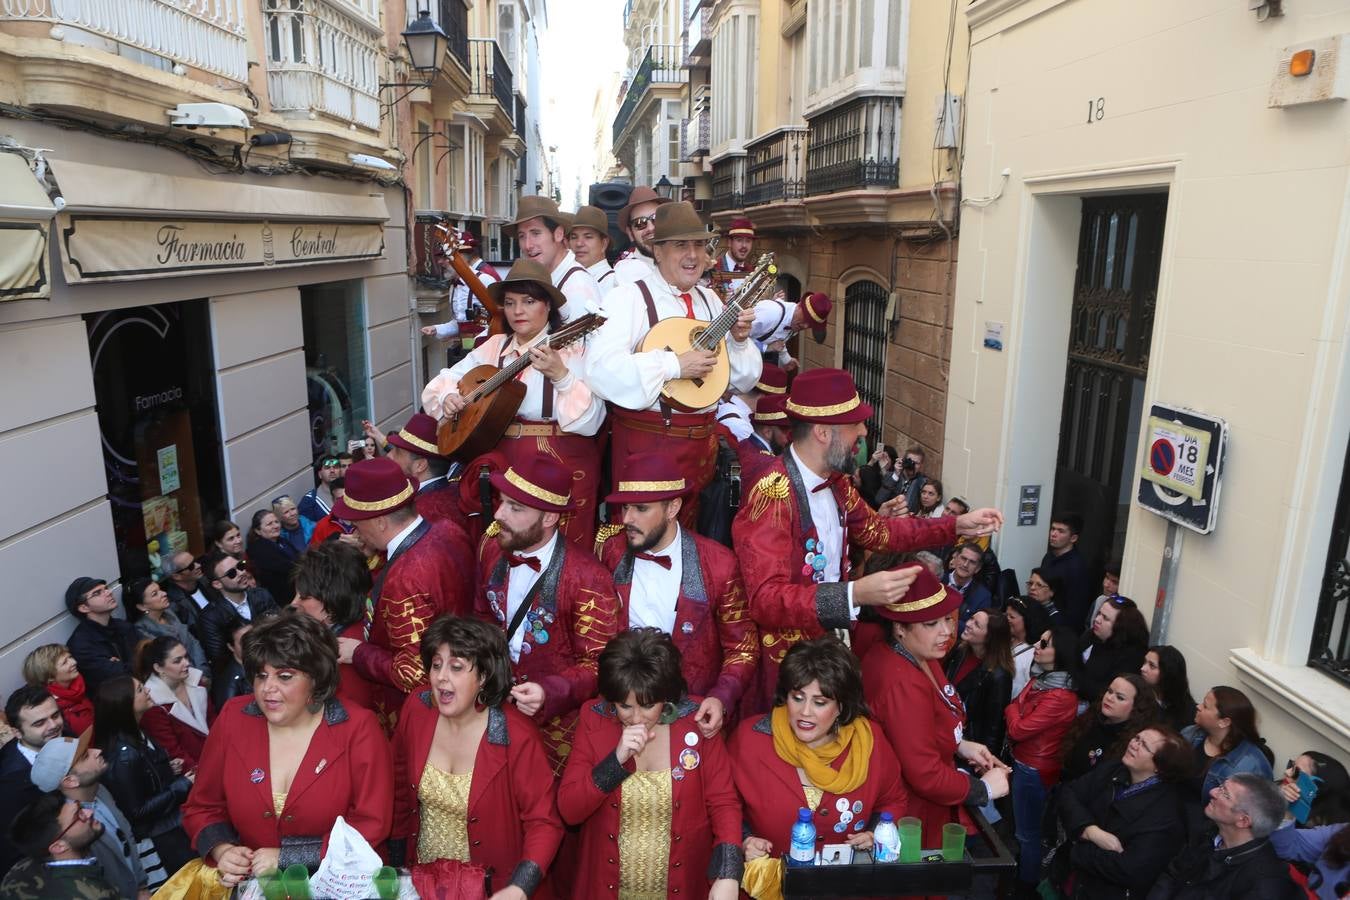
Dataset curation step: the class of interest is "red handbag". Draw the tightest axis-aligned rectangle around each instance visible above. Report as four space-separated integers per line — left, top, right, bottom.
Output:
408 859 490 900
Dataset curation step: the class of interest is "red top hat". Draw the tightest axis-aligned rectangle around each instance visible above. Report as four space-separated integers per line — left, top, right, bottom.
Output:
752 394 788 424
490 457 576 512
801 292 832 343
604 454 690 505
458 230 480 251
873 565 963 623
785 368 873 425
330 458 417 521
385 412 446 460
755 363 788 395
727 217 755 237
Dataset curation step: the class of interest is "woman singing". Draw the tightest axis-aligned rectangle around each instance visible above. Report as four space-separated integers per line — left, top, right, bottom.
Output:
391 616 562 899
559 628 742 900
422 259 606 546
181 612 392 886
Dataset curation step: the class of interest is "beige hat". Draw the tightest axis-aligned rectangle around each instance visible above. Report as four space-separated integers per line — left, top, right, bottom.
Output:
504 195 564 238
620 185 673 231
652 201 715 243
568 206 612 238
488 259 568 308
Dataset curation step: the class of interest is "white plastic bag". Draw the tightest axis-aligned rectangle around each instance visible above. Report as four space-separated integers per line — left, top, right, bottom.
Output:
308 815 383 900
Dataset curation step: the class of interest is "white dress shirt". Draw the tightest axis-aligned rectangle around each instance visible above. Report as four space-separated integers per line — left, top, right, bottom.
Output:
421 333 606 434
504 532 559 662
386 515 425 559
789 446 858 614
587 259 617 297
716 395 753 441
435 258 500 339
751 298 798 368
550 249 602 322
628 526 684 634
585 274 763 413
612 250 657 285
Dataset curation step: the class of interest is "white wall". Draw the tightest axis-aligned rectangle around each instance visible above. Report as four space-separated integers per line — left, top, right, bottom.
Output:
951 0 1350 754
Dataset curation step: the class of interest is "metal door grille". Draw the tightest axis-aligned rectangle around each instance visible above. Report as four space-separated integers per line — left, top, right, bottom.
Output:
841 280 888 448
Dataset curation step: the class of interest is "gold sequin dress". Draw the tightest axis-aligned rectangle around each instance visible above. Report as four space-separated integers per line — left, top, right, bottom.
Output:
417 762 474 863
617 768 672 900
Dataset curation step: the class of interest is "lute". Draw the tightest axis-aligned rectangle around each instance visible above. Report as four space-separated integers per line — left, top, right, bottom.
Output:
436 313 606 460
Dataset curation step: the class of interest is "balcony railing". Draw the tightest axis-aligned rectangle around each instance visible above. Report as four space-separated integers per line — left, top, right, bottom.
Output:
805 97 901 196
683 3 711 65
469 38 513 117
709 155 746 213
0 0 249 82
515 93 527 136
682 107 709 160
435 0 470 74
744 127 808 206
612 43 682 145
265 0 380 129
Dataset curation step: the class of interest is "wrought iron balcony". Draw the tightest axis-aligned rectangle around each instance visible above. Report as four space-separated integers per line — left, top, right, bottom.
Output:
743 127 808 206
684 3 711 65
265 0 381 130
682 108 710 160
0 0 250 82
469 38 513 118
708 155 746 213
805 97 901 196
515 93 527 136
434 0 470 74
612 43 682 146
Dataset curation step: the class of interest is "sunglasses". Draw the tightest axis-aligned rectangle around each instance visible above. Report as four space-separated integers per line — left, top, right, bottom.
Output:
217 566 242 580
630 215 656 230
320 458 341 468
1037 638 1051 649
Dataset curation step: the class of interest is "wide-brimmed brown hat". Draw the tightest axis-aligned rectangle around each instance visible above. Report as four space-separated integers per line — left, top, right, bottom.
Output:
504 195 564 238
568 206 612 239
652 201 715 243
620 185 672 231
488 259 567 308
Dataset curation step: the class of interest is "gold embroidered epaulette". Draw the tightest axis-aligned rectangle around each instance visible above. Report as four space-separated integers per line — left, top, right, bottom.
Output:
753 472 790 500
484 520 501 538
593 522 624 556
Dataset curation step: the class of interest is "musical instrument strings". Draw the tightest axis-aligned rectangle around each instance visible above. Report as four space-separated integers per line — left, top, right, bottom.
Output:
456 313 606 407
692 253 778 351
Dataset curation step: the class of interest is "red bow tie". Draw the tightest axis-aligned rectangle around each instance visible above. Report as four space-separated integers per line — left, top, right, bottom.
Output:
506 553 540 571
635 552 672 570
811 473 845 494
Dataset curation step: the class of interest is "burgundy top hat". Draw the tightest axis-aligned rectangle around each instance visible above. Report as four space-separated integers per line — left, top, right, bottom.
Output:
330 458 418 521
458 230 480 251
604 454 690 505
873 565 963 623
727 217 755 237
755 363 788 395
385 412 446 460
801 292 833 343
752 394 788 424
490 457 576 513
784 368 873 425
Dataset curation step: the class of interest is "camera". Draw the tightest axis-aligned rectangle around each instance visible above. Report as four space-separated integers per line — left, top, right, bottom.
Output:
900 456 917 472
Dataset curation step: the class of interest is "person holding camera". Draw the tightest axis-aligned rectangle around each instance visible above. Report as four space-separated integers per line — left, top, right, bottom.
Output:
872 445 929 513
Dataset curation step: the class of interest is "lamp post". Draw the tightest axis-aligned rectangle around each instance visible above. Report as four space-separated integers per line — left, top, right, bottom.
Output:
655 174 678 200
379 9 448 111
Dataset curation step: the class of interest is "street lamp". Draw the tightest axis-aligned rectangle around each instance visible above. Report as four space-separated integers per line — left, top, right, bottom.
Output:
379 9 448 112
655 174 678 200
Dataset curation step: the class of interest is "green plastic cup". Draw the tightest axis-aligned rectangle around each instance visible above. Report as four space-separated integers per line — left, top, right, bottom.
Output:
373 865 400 900
281 864 312 900
941 822 966 861
256 870 286 900
898 816 922 863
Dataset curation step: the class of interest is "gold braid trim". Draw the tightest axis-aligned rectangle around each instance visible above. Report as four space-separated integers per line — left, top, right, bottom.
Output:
593 522 624 557
484 520 501 538
748 472 790 524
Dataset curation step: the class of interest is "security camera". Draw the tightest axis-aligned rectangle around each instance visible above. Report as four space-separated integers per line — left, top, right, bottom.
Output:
167 103 251 129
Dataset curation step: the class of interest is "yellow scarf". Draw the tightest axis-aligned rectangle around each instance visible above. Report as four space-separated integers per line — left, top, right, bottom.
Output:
770 705 873 796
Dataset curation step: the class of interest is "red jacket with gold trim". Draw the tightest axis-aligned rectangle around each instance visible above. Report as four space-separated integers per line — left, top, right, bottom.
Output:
731 453 956 713
476 527 620 773
557 698 743 898
600 530 759 716
414 476 468 532
391 692 562 898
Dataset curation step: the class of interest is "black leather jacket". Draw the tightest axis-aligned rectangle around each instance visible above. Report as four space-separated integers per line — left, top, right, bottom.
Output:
210 657 252 709
99 730 192 840
946 648 1012 752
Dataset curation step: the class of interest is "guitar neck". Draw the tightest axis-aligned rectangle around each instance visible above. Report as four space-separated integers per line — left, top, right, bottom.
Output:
694 287 753 351
468 315 602 400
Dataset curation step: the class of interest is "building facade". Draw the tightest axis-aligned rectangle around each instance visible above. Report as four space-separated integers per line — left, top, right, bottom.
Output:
0 0 417 687
951 0 1350 754
694 0 968 476
611 0 686 189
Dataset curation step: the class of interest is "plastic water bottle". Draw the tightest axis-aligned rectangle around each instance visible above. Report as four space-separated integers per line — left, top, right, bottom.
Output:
788 807 816 867
873 811 901 862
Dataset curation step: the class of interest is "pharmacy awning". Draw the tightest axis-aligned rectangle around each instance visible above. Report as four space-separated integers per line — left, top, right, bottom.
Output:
0 153 56 301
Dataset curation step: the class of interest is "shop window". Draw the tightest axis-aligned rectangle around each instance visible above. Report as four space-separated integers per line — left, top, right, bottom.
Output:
86 302 224 579
1312 438 1350 687
301 280 370 459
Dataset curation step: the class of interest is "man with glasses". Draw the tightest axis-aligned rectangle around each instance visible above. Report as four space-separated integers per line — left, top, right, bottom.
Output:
0 792 116 898
947 543 994 632
503 195 600 323
160 551 210 635
298 454 343 534
0 687 65 877
1151 772 1300 899
62 578 135 692
195 553 279 664
612 186 672 287
31 733 147 899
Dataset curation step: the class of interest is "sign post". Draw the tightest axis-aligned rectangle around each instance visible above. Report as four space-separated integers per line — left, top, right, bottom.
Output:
1136 404 1228 642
